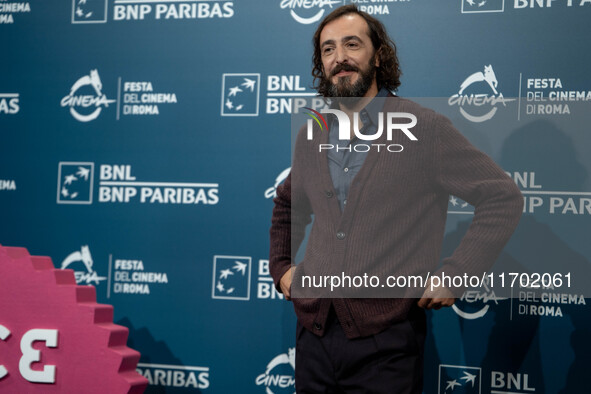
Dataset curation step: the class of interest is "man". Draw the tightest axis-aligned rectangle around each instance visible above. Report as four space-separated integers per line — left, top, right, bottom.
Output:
270 5 523 393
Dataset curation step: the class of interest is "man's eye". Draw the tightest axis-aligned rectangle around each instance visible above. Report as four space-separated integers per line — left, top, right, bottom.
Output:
346 42 359 48
323 47 334 55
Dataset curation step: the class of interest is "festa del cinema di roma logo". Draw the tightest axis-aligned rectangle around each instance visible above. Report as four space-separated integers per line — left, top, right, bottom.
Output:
255 348 295 394
60 245 106 286
304 107 418 152
451 276 507 320
280 0 395 24
265 168 291 199
280 0 341 24
61 69 115 122
448 65 515 123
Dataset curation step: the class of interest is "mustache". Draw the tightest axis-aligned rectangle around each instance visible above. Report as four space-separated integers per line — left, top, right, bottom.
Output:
331 63 359 77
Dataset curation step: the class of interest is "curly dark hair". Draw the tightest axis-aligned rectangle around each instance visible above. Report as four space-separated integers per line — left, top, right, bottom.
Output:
312 5 402 96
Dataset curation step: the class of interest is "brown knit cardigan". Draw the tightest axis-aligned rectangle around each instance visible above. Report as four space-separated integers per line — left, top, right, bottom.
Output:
270 96 523 339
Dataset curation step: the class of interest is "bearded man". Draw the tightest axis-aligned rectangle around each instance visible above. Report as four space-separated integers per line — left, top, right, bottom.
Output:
270 5 523 393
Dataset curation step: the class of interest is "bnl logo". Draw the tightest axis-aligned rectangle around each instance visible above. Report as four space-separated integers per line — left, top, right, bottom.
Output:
72 0 108 23
57 162 94 204
220 74 260 116
439 365 481 394
211 256 251 300
462 0 505 13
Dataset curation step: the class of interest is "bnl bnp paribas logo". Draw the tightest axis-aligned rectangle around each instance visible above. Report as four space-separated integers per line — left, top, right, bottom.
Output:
439 365 481 394
71 0 233 23
0 93 19 115
72 0 108 23
220 73 324 115
461 0 505 13
211 256 251 300
449 65 515 123
440 365 538 394
220 74 260 116
57 162 219 205
57 162 94 204
212 256 285 300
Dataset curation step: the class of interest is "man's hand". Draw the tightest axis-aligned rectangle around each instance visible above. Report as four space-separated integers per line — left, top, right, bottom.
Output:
418 278 455 309
280 269 293 301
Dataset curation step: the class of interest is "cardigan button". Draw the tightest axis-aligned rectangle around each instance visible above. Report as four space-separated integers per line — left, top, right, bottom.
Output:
325 191 333 198
336 232 346 240
313 322 322 330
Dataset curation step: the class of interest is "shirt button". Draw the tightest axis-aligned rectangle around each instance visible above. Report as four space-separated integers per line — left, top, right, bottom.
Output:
336 232 346 240
325 191 333 198
313 322 322 330
343 168 349 173
343 199 347 205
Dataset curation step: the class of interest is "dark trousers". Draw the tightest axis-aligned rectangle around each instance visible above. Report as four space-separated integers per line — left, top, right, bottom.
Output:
295 307 426 394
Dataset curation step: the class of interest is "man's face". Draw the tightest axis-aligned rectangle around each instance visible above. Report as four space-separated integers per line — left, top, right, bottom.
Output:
319 13 379 98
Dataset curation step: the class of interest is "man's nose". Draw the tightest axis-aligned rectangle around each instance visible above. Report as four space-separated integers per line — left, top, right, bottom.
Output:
334 45 347 64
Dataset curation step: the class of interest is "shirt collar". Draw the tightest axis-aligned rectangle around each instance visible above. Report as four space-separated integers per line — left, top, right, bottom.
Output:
328 87 390 119
363 87 390 126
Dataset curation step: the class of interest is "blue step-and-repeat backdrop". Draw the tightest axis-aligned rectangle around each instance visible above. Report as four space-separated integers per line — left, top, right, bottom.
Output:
2 1 590 393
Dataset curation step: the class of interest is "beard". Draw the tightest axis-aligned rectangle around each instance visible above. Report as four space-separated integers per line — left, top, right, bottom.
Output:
323 59 376 108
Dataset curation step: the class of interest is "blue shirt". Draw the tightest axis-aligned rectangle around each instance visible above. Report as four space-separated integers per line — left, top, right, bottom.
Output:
327 88 390 211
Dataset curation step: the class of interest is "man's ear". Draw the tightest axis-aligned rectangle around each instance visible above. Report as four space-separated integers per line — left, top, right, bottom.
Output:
374 48 381 68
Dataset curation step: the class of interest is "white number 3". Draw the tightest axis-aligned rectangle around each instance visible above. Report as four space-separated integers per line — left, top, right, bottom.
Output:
0 325 59 383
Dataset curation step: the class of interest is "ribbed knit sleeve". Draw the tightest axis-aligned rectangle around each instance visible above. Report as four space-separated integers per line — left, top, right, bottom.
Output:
433 115 524 296
269 170 312 293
